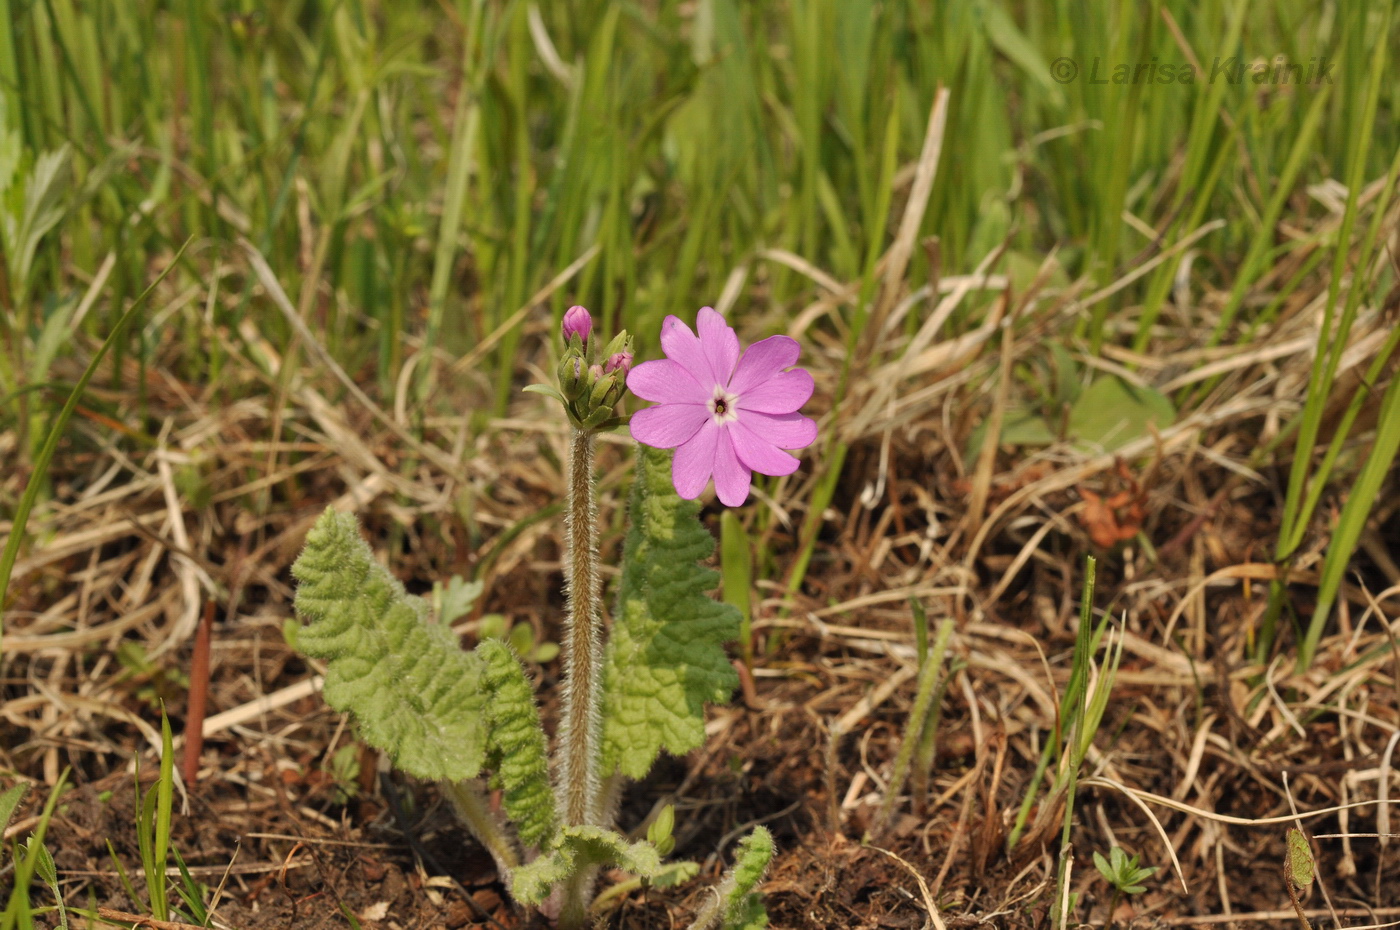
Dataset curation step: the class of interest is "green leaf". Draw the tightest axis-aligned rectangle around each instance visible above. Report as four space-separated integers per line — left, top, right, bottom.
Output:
965 406 1058 456
1066 377 1175 452
511 825 666 905
720 511 752 663
1286 828 1314 887
7 145 72 300
477 639 557 849
153 709 175 919
523 383 568 405
650 859 699 888
32 297 79 386
722 826 773 930
0 784 28 856
433 574 483 626
511 848 573 906
30 842 66 930
601 446 742 779
724 894 769 930
292 509 488 782
980 3 1060 101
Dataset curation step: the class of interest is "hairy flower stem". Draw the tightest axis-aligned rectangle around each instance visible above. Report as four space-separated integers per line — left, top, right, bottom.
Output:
558 427 603 826
555 428 604 926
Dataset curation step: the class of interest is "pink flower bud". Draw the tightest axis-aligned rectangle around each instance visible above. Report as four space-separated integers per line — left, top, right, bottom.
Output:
604 350 633 376
589 363 605 380
562 305 593 343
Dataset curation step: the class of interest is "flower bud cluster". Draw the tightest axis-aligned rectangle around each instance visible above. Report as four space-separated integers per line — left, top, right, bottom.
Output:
539 306 634 432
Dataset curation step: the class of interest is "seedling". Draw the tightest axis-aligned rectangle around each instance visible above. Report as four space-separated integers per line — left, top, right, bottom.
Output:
1093 846 1158 929
291 307 815 927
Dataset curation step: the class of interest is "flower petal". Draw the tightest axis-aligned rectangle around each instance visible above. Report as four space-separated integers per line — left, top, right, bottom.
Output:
712 428 752 506
659 315 714 386
630 403 709 450
739 410 817 449
671 420 720 499
729 335 800 395
735 369 814 414
627 359 707 404
696 307 740 385
729 420 801 477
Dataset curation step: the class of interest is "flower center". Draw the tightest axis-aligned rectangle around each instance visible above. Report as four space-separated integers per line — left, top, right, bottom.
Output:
708 385 740 425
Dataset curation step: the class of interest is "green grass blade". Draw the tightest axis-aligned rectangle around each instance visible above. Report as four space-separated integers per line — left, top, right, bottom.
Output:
1299 373 1400 668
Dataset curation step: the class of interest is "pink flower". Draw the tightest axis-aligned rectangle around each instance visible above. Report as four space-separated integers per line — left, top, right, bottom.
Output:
627 307 817 506
562 305 593 343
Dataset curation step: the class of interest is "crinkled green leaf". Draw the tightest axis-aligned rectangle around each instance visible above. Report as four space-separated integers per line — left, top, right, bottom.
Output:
511 825 666 904
722 827 773 930
292 509 487 782
602 446 741 778
478 638 557 849
512 847 574 905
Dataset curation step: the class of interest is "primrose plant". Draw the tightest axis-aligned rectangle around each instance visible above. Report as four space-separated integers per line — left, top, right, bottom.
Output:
291 306 816 928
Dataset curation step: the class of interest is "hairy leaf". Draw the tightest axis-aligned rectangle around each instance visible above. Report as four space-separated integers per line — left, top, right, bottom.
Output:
0 783 27 851
510 847 573 906
292 509 487 782
30 840 67 930
511 825 665 904
478 639 557 849
602 446 741 778
722 827 773 930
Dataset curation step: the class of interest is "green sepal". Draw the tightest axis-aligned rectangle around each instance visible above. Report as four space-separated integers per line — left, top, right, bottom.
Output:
600 330 631 359
601 446 742 778
477 639 558 849
580 405 616 430
511 825 666 905
291 509 488 782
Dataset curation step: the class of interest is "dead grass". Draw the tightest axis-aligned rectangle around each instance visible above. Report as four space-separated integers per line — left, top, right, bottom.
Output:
3 197 1400 929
